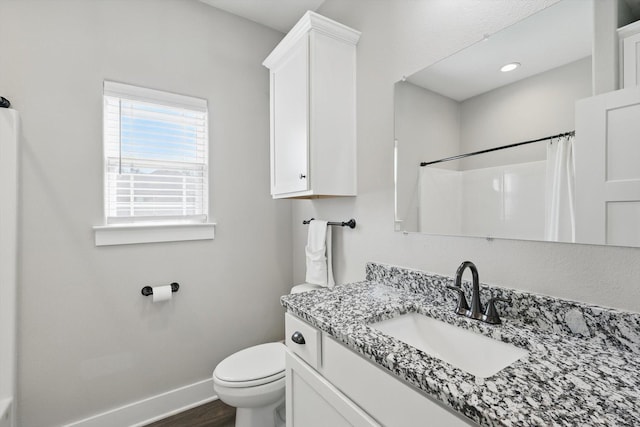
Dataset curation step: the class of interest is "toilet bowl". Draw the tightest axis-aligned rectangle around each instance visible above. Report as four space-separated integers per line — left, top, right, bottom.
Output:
213 342 286 427
212 284 325 427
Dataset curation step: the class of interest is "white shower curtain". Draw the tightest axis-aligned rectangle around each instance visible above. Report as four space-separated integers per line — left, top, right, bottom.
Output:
544 134 575 242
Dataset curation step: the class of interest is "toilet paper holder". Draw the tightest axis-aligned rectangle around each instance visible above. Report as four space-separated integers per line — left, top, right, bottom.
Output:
141 282 180 296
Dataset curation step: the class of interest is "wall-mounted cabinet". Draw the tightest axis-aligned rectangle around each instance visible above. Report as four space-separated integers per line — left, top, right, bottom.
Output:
263 12 360 199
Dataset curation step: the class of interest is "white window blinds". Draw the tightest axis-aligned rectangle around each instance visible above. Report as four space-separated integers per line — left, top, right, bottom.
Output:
103 81 208 224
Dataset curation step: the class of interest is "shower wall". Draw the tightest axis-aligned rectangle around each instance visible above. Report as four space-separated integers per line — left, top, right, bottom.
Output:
419 160 546 239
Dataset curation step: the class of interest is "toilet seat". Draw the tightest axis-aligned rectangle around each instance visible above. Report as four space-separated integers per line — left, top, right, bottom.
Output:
214 370 285 388
290 283 325 294
213 342 285 388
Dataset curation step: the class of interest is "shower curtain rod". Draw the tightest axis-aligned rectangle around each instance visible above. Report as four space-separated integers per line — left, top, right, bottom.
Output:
419 130 575 167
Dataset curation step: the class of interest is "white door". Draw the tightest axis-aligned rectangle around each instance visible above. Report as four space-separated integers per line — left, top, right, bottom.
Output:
271 36 309 196
575 86 640 246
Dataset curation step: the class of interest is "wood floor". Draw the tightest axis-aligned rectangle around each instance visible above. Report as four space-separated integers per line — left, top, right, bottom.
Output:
144 399 235 427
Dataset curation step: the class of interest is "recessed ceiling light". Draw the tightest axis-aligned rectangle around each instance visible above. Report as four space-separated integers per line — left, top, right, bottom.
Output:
500 62 521 73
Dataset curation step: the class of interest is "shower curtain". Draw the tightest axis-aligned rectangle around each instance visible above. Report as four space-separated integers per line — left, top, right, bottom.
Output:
544 134 575 242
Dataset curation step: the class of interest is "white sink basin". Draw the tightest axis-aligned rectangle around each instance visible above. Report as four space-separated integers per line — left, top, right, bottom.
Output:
369 313 528 378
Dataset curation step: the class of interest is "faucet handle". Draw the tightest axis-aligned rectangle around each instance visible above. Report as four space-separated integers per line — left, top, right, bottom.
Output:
446 285 470 315
482 297 509 325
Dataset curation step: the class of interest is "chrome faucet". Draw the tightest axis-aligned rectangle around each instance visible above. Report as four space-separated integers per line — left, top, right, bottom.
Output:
447 261 507 324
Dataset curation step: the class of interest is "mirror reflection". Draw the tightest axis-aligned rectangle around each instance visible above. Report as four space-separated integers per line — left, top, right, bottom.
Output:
394 0 595 244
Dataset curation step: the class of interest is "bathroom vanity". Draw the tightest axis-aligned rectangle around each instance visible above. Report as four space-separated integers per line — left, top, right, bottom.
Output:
281 263 640 426
285 313 472 426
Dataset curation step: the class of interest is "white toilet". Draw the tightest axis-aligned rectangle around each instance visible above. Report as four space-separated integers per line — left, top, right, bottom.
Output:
213 342 287 427
212 284 323 427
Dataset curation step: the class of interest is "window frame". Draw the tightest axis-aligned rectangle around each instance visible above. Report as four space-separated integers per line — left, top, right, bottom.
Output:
94 81 215 246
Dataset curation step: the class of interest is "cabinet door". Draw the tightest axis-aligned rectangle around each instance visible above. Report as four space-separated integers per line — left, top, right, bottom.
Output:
271 36 309 196
286 351 379 427
321 336 477 427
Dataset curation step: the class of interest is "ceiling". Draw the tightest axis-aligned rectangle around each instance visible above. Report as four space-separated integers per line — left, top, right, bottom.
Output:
199 0 326 33
201 0 632 99
407 0 593 101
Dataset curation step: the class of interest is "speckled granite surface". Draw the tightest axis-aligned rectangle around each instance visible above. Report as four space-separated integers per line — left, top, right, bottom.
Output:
280 263 640 426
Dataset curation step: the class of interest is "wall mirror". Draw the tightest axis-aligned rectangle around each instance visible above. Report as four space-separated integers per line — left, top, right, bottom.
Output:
393 0 618 245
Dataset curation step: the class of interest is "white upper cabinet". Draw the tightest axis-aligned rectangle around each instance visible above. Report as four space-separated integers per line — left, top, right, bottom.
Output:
263 12 360 199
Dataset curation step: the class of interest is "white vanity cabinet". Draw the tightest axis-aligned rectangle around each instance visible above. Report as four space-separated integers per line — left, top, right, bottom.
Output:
263 12 360 199
285 314 378 426
286 352 379 427
284 313 476 427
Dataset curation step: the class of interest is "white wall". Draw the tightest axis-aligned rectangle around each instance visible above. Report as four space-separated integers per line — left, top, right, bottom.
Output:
0 1 290 426
292 0 640 313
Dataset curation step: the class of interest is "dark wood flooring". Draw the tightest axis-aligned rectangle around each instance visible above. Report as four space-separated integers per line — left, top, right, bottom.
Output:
144 399 235 427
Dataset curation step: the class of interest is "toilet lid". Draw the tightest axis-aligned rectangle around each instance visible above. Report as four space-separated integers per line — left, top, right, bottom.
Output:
214 342 285 385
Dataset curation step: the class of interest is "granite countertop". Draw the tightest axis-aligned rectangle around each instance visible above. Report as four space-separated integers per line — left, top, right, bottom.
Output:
280 263 640 427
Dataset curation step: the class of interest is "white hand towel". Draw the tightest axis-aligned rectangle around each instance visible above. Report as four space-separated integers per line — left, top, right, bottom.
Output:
305 220 334 286
326 225 335 287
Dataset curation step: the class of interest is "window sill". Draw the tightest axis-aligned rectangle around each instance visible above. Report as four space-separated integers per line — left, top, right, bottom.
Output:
93 222 216 246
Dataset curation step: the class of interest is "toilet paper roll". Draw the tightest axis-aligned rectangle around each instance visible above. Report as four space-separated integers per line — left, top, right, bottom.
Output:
152 285 172 303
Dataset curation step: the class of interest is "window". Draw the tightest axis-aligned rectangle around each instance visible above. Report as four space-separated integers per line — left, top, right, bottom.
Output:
95 81 214 246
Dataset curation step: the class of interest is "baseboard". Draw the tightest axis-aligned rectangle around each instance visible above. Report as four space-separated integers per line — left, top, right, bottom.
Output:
64 378 217 427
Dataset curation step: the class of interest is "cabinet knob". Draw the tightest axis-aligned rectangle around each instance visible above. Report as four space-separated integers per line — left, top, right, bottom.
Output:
291 331 306 345
299 173 306 179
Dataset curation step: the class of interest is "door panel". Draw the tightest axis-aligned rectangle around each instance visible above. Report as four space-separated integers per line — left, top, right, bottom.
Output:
575 86 640 245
